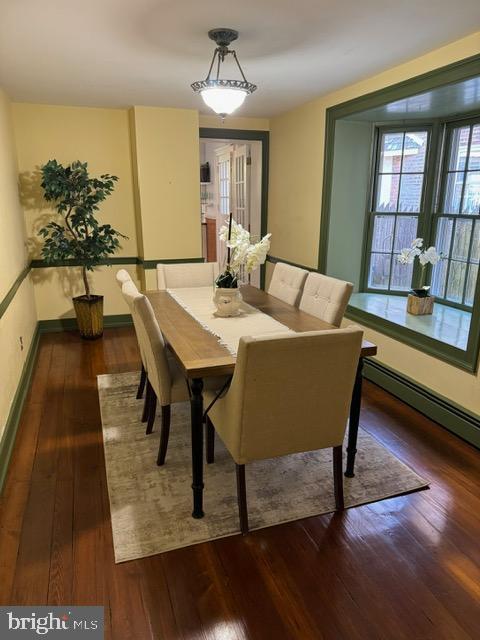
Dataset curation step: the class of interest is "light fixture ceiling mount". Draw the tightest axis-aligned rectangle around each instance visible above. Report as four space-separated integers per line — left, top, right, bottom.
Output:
191 28 257 118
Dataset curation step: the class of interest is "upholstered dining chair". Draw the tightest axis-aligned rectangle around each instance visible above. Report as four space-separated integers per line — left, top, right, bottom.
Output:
132 291 228 466
204 327 363 533
267 262 308 306
121 281 149 403
156 261 219 290
299 272 353 327
115 268 132 287
131 292 192 465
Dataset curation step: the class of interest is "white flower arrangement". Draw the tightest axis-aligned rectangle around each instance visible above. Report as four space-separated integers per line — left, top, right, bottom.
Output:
216 213 271 288
397 238 442 296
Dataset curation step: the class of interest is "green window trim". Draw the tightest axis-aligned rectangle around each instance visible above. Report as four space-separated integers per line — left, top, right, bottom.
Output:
318 54 480 373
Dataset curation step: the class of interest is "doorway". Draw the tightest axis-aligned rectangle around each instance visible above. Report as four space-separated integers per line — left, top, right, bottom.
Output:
199 128 269 288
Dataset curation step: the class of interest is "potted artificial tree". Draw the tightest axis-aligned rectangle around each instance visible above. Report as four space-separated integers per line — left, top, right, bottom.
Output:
38 159 126 339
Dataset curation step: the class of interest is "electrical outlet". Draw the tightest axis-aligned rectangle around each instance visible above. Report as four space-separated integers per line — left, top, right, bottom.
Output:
19 336 24 351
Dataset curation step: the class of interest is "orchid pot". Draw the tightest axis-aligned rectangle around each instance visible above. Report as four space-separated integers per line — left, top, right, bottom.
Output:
213 212 271 317
410 286 431 298
397 239 442 316
213 287 243 317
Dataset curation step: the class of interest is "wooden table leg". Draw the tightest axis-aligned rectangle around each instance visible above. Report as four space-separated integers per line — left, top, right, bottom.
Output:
190 378 205 518
345 357 364 478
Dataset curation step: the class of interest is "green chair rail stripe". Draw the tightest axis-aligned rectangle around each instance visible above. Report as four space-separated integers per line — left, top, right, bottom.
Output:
364 358 480 449
30 256 141 268
141 257 205 269
0 265 31 321
0 257 207 320
266 254 315 272
30 256 205 269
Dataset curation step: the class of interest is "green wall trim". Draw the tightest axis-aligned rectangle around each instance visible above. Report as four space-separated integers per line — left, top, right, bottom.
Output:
30 256 206 269
346 303 479 372
38 313 132 333
141 257 205 269
266 254 314 272
364 358 480 449
0 265 31 321
0 324 41 495
30 257 141 268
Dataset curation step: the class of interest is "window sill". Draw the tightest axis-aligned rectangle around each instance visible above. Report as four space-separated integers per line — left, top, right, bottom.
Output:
346 292 478 372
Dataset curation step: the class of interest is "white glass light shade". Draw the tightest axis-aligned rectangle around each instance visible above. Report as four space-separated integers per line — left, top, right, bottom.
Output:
200 87 247 115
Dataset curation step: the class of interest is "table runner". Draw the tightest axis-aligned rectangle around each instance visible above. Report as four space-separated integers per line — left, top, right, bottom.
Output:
167 286 294 356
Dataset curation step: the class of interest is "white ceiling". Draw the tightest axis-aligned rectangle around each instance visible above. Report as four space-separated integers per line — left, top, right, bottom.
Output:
0 0 478 117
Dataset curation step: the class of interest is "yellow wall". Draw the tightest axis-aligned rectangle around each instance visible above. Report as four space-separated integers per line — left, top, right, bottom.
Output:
12 103 138 257
9 103 269 321
269 30 480 264
131 106 202 261
12 103 139 318
0 88 37 441
268 30 480 414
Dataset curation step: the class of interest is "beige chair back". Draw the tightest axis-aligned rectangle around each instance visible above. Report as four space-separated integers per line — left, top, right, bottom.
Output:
157 262 219 290
121 281 148 370
208 327 363 464
299 272 353 327
116 269 132 288
132 293 173 406
267 262 308 306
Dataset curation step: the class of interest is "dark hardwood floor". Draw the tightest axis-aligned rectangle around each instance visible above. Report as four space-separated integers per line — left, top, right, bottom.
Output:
1 328 479 639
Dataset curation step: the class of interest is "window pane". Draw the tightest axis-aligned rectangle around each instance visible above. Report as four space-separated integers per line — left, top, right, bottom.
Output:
368 253 391 289
434 217 454 255
375 174 400 211
451 219 473 261
471 221 480 263
443 173 463 213
379 133 403 173
402 131 428 172
467 125 480 171
371 215 394 252
431 258 448 298
431 217 453 298
461 171 480 214
391 258 413 291
465 263 479 306
393 215 418 252
398 174 423 212
448 126 470 171
446 261 467 303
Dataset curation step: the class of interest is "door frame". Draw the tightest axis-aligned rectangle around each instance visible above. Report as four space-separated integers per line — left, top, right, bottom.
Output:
199 127 270 288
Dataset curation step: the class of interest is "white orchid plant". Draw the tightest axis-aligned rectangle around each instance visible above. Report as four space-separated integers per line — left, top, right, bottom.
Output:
397 238 442 296
216 213 271 288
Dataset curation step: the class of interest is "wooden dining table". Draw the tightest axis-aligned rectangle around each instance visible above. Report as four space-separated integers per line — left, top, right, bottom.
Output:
146 285 378 519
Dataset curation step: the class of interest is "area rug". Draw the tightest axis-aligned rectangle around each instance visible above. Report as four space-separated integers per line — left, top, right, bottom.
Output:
98 371 428 563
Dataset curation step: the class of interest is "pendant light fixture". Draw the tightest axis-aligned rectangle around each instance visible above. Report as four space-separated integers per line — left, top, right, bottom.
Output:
191 28 257 118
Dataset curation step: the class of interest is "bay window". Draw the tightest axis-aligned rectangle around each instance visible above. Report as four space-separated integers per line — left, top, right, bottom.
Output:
365 117 480 310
